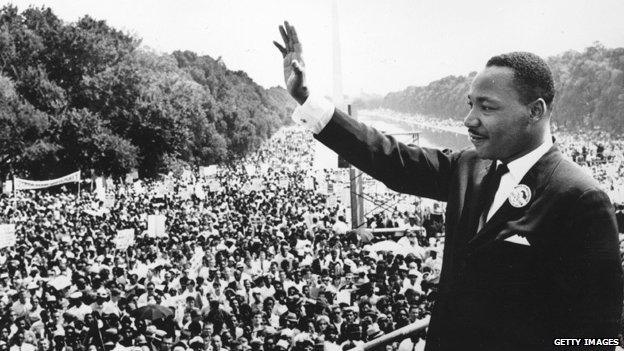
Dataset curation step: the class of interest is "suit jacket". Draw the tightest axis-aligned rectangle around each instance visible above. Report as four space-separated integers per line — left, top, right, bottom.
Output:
314 109 623 351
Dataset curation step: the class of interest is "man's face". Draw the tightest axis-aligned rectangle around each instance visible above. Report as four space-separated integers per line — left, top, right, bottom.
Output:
465 66 534 162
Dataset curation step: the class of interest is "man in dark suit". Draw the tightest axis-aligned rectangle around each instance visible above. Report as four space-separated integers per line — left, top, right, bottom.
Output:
274 22 623 350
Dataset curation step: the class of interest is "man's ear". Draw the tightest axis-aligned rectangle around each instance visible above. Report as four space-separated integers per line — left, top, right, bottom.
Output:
528 98 547 122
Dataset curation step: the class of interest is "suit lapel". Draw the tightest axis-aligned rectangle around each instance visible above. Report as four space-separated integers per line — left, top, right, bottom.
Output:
456 159 494 245
467 145 562 248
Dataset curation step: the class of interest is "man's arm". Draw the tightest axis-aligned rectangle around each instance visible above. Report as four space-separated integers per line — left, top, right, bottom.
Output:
562 188 623 338
314 109 458 201
274 22 459 201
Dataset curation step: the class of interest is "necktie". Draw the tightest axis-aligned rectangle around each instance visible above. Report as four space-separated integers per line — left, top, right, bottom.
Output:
478 162 508 231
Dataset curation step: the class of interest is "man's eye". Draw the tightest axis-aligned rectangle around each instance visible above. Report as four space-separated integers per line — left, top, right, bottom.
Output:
482 105 492 111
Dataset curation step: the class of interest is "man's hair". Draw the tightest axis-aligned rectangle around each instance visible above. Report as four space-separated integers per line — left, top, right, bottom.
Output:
486 52 555 107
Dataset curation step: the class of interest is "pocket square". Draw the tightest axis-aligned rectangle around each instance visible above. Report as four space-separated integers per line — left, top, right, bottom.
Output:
504 234 530 246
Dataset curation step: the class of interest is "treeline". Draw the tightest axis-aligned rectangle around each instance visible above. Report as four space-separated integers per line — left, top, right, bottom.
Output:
354 43 624 134
0 5 295 179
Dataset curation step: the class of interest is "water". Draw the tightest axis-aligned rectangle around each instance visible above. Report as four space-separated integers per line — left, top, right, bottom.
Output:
359 113 473 151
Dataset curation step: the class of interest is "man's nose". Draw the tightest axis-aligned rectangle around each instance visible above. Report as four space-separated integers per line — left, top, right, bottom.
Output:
464 108 480 129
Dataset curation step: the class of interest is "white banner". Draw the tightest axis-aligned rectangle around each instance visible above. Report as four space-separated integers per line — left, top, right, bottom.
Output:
0 224 16 249
14 171 81 191
114 229 135 250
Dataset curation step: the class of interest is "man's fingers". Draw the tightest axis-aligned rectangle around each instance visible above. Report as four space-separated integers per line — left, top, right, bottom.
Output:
288 23 300 48
279 25 291 51
273 41 287 57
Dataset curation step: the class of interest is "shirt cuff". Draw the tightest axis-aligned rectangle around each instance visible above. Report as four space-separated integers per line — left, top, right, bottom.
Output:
291 95 335 134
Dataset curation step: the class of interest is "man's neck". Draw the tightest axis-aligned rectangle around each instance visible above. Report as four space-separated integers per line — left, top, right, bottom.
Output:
503 129 552 164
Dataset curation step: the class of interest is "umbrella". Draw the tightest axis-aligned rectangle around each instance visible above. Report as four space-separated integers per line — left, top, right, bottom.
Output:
131 304 173 321
48 275 72 291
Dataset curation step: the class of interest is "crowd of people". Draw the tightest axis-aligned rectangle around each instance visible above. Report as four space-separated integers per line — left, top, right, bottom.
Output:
0 118 622 351
0 128 444 351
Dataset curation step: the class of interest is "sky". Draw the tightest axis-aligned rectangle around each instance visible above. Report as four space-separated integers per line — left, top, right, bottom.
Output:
5 0 624 98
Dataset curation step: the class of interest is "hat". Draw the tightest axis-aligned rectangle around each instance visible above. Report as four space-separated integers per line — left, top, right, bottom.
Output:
173 341 189 350
145 325 157 335
189 336 204 346
366 324 384 339
136 335 148 345
285 312 299 322
69 292 83 300
316 315 330 324
276 340 290 349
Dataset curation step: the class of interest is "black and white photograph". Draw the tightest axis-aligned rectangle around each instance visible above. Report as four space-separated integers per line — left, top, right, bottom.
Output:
0 0 623 350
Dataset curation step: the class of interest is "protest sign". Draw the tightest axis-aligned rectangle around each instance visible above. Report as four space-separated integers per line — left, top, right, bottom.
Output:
114 229 135 250
250 178 263 191
147 215 167 237
207 179 223 192
0 224 16 249
303 177 314 190
95 177 106 201
104 194 116 208
244 164 256 176
327 196 338 208
336 290 351 305
199 165 218 178
194 183 206 200
2 181 11 195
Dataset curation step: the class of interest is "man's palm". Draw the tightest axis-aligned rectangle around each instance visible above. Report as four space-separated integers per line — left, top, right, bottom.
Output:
274 22 308 105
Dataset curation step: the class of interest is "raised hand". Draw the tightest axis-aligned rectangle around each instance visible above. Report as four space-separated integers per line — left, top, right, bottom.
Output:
273 21 309 105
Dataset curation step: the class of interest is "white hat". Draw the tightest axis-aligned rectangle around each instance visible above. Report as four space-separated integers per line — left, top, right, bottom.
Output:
276 340 290 349
69 292 83 299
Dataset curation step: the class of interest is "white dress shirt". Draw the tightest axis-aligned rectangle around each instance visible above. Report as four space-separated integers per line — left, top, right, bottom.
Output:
486 139 553 221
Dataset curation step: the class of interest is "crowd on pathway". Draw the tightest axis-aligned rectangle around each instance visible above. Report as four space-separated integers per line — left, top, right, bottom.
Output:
0 119 622 351
0 128 443 351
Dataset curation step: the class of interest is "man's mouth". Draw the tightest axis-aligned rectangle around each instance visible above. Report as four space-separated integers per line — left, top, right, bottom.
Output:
468 130 487 142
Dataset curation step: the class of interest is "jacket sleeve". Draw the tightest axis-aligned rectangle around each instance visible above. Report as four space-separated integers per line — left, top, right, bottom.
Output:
561 187 623 339
314 108 459 202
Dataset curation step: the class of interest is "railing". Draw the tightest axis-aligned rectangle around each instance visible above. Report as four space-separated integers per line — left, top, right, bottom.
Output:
350 317 430 351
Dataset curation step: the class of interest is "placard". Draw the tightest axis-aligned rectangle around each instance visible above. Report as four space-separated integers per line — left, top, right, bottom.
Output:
303 177 314 190
194 183 206 200
147 215 167 237
200 165 218 178
0 224 16 249
114 229 135 249
104 193 116 208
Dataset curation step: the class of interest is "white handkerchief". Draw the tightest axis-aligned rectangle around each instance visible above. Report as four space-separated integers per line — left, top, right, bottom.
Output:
504 234 531 246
